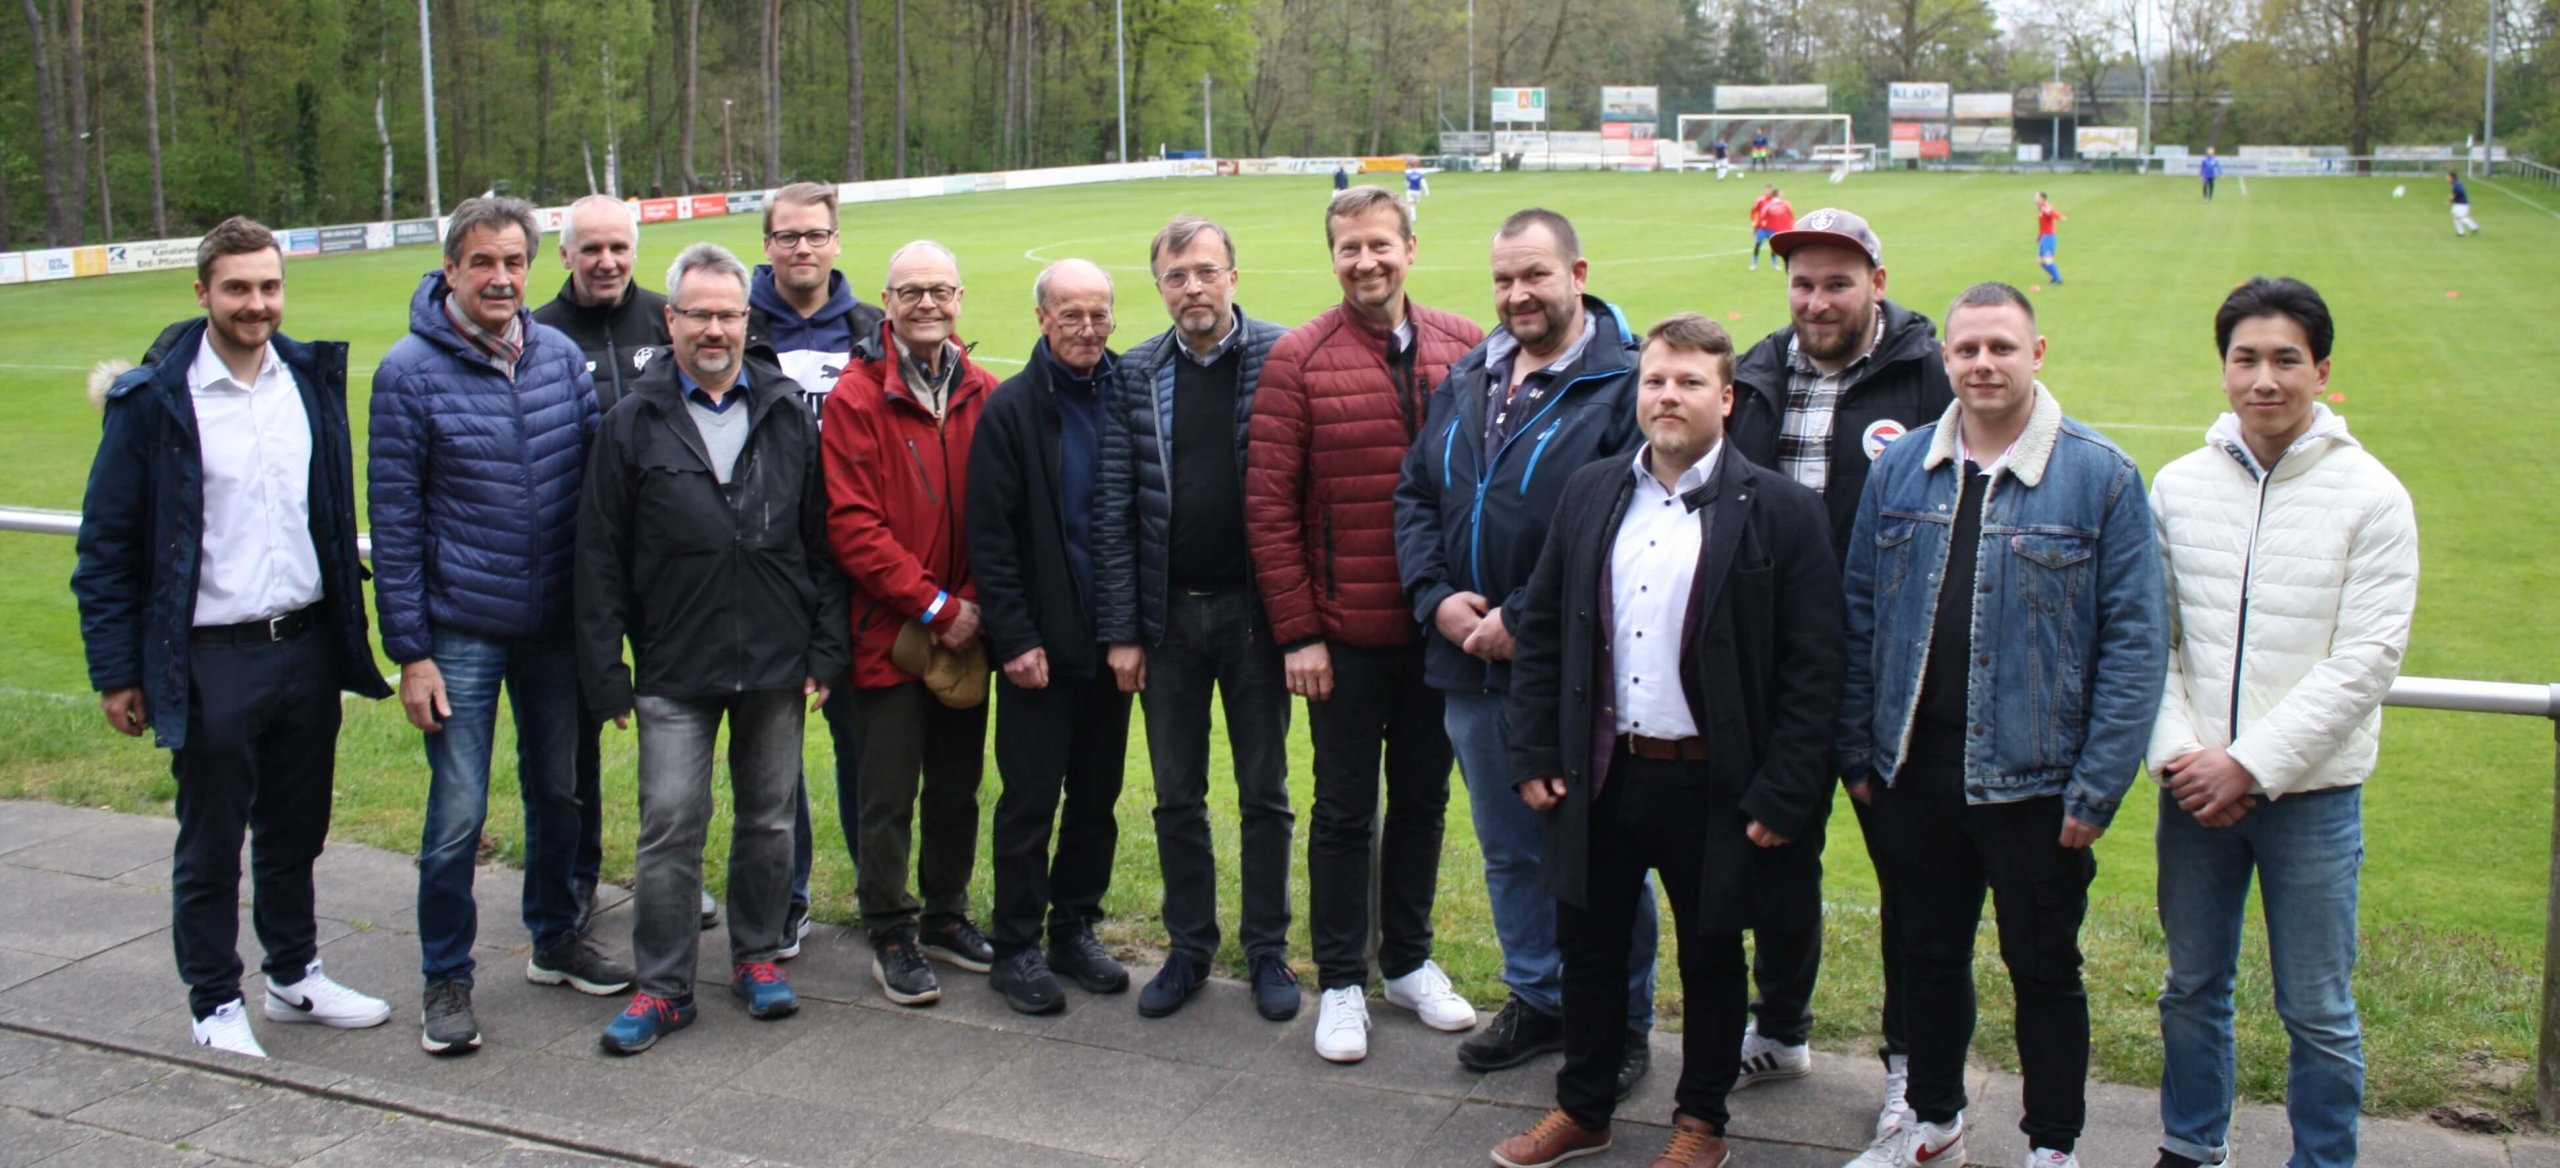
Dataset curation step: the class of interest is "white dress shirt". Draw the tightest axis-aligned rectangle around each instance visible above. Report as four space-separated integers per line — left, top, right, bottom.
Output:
1609 441 1722 737
189 337 323 626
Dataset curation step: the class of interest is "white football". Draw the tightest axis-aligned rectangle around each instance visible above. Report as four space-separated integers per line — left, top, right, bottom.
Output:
2392 185 2406 198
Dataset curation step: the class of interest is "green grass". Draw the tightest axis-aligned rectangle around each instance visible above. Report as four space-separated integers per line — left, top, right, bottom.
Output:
5 168 2557 1118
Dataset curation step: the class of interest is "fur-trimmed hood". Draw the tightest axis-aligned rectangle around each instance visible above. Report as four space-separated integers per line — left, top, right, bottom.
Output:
1922 379 2064 486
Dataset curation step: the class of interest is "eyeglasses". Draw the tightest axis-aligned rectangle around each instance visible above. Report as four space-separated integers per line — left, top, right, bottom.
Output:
1049 311 1113 334
765 229 837 249
889 284 962 307
671 308 748 326
1155 265 1231 291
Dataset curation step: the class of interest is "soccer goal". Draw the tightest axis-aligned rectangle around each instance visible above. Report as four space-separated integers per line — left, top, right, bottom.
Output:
1673 114 1858 171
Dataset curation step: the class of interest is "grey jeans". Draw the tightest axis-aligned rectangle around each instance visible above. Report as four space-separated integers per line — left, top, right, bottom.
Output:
632 688 805 998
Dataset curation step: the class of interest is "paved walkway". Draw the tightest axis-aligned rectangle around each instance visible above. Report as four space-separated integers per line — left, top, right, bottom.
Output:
0 798 2547 1167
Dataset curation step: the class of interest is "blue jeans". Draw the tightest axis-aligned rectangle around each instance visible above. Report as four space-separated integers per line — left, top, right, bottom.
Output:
415 630 584 985
2157 784 2365 1168
1446 690 1656 1028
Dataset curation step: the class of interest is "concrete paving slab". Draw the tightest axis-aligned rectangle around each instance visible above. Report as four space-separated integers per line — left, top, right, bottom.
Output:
1 816 173 880
647 1086 907 1167
64 1067 266 1141
539 994 858 1086
1723 1050 1898 1152
0 1046 160 1116
1240 998 1484 1101
292 1113 515 1166
180 1092 384 1166
1146 1069 1462 1168
737 1008 1031 1117
471 1049 713 1131
0 802 119 860
864 1124 1123 1168
24 1127 213 1167
2510 1137 2560 1168
0 1106 97 1168
471 1146 628 1167
306 846 432 928
0 867 169 962
0 935 193 1034
1044 968 1286 1071
927 1037 1231 1160
0 949 69 998
0 1029 65 1079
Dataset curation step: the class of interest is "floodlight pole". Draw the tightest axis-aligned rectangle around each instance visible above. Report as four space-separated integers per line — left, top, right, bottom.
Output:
2483 0 2499 179
1204 72 1213 158
419 0 442 217
1467 0 1476 137
1115 0 1129 164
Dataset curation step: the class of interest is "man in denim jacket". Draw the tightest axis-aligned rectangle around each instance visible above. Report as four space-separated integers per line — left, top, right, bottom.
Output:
1837 282 2165 1168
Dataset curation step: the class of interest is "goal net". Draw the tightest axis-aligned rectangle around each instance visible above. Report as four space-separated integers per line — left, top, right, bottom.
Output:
1672 115 1857 169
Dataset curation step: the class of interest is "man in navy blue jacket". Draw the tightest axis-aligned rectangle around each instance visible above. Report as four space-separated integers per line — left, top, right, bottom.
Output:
1392 208 1659 1091
75 218 396 1060
370 196 630 1057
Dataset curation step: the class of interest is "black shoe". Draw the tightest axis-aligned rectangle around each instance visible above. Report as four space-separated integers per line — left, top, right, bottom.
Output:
871 925 942 1006
527 937 635 996
1616 1030 1650 1101
778 903 811 961
1138 952 1207 1019
920 915 995 973
1250 953 1301 1022
1457 995 1564 1071
990 949 1066 1015
2155 1153 2212 1168
1048 925 1130 994
419 980 480 1056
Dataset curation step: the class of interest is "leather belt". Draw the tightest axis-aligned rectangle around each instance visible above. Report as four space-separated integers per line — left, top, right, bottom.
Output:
192 604 321 644
1620 733 1706 762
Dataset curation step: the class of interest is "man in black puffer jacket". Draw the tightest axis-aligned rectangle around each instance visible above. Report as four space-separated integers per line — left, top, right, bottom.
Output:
1720 207 1952 1131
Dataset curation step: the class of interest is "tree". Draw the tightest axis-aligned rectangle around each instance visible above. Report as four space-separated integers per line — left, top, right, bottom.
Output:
144 0 168 236
846 0 867 179
67 0 93 240
2266 0 2459 155
681 0 703 191
20 0 68 245
763 0 783 184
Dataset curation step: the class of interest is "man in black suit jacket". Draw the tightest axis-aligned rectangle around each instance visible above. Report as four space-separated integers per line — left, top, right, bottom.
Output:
1491 313 1846 1168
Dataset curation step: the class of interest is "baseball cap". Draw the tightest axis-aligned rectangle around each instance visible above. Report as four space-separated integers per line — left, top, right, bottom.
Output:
1769 208 1883 267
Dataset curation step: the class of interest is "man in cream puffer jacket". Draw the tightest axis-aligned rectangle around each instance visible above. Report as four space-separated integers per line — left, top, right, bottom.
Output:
2146 277 2418 1168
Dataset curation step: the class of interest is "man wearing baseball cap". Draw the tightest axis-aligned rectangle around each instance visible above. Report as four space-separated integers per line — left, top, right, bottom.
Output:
1722 206 1953 1141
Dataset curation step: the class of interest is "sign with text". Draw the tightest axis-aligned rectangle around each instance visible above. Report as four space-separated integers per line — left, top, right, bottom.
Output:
1600 86 1659 122
1439 131 1493 154
392 219 441 247
1889 82 1950 118
1490 88 1547 123
1715 85 1829 111
317 225 370 255
2077 126 2141 156
1952 92 2013 120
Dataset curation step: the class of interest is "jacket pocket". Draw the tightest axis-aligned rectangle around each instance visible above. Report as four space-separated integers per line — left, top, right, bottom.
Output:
905 439 939 506
1874 516 1919 593
1322 507 1339 601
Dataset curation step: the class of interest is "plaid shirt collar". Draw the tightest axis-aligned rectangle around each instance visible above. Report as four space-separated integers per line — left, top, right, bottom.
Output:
1783 311 1885 381
443 294 525 377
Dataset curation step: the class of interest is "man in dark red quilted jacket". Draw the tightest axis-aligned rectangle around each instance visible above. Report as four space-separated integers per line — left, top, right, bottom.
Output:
1247 187 1488 1065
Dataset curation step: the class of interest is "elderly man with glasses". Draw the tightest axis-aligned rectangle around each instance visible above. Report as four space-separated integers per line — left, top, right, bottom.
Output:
1093 215 1301 1023
821 240 1003 1008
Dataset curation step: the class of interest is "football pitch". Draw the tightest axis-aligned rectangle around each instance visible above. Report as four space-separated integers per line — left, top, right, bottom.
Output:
3 168 2556 1113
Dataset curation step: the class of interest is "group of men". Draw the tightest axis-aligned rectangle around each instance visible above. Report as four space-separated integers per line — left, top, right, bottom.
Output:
75 180 2413 1168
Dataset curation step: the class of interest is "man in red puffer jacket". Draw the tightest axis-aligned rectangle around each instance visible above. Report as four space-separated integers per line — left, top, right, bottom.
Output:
1247 187 1488 1065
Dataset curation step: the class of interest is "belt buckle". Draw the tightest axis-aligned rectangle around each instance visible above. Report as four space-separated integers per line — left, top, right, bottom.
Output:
266 614 288 642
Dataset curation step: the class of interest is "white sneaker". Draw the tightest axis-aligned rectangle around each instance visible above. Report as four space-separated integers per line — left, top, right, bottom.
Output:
263 959 392 1028
1843 1112 1963 1168
1380 959 1477 1031
191 999 268 1058
1735 1022 1811 1087
1314 985 1371 1063
1876 1052 1912 1139
2024 1148 2080 1168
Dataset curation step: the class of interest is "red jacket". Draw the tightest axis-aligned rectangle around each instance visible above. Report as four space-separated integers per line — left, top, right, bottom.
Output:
821 322 998 688
1246 300 1485 649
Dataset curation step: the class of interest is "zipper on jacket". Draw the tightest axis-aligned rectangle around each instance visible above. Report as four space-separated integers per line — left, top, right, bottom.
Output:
1516 420 1565 495
905 438 940 506
1323 507 1339 600
2228 468 2275 738
1466 368 1613 594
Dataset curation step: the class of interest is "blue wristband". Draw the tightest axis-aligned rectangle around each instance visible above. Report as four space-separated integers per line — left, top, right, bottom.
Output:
922 590 950 624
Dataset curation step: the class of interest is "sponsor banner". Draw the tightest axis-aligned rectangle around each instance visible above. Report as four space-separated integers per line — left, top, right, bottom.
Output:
1235 158 1292 176
638 198 681 223
1891 139 1920 161
1949 125 2014 153
1919 122 1950 160
72 247 109 276
1547 131 1605 155
728 188 769 212
2077 126 2141 157
1715 84 1828 111
1601 122 1633 140
943 175 980 194
2238 145 2312 159
1438 131 1493 154
2377 145 2457 161
365 222 395 249
1215 159 1239 175
1169 160 1219 177
1600 86 1658 122
1490 87 1546 123
536 205 568 234
2034 81 2075 115
318 225 370 255
688 195 729 218
1356 156 1405 173
28 249 77 281
0 253 23 284
392 218 441 246
978 173 1009 190
1952 92 2013 120
283 229 320 258
1494 131 1548 154
2016 143 2045 163
1889 82 1950 118
107 238 201 274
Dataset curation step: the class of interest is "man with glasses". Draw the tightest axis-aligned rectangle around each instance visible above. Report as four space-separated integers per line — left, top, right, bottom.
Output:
576 242 848 1055
1095 215 1299 1023
822 240 1001 1007
750 181 887 955
967 258 1135 1014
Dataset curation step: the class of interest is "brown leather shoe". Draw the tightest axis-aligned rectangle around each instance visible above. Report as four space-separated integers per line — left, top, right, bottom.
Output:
1492 1108 1611 1168
1649 1113 1731 1167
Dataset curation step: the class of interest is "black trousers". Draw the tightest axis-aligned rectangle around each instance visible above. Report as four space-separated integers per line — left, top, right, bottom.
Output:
1875 724 2095 1151
1306 641 1451 988
1557 750 1748 1133
1750 791 1907 1054
170 624 341 1019
1143 585 1294 963
851 682 987 936
988 668 1132 953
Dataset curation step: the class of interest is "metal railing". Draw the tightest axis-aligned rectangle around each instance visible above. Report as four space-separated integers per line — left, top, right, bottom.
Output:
2496 156 2560 192
6 502 2560 1115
